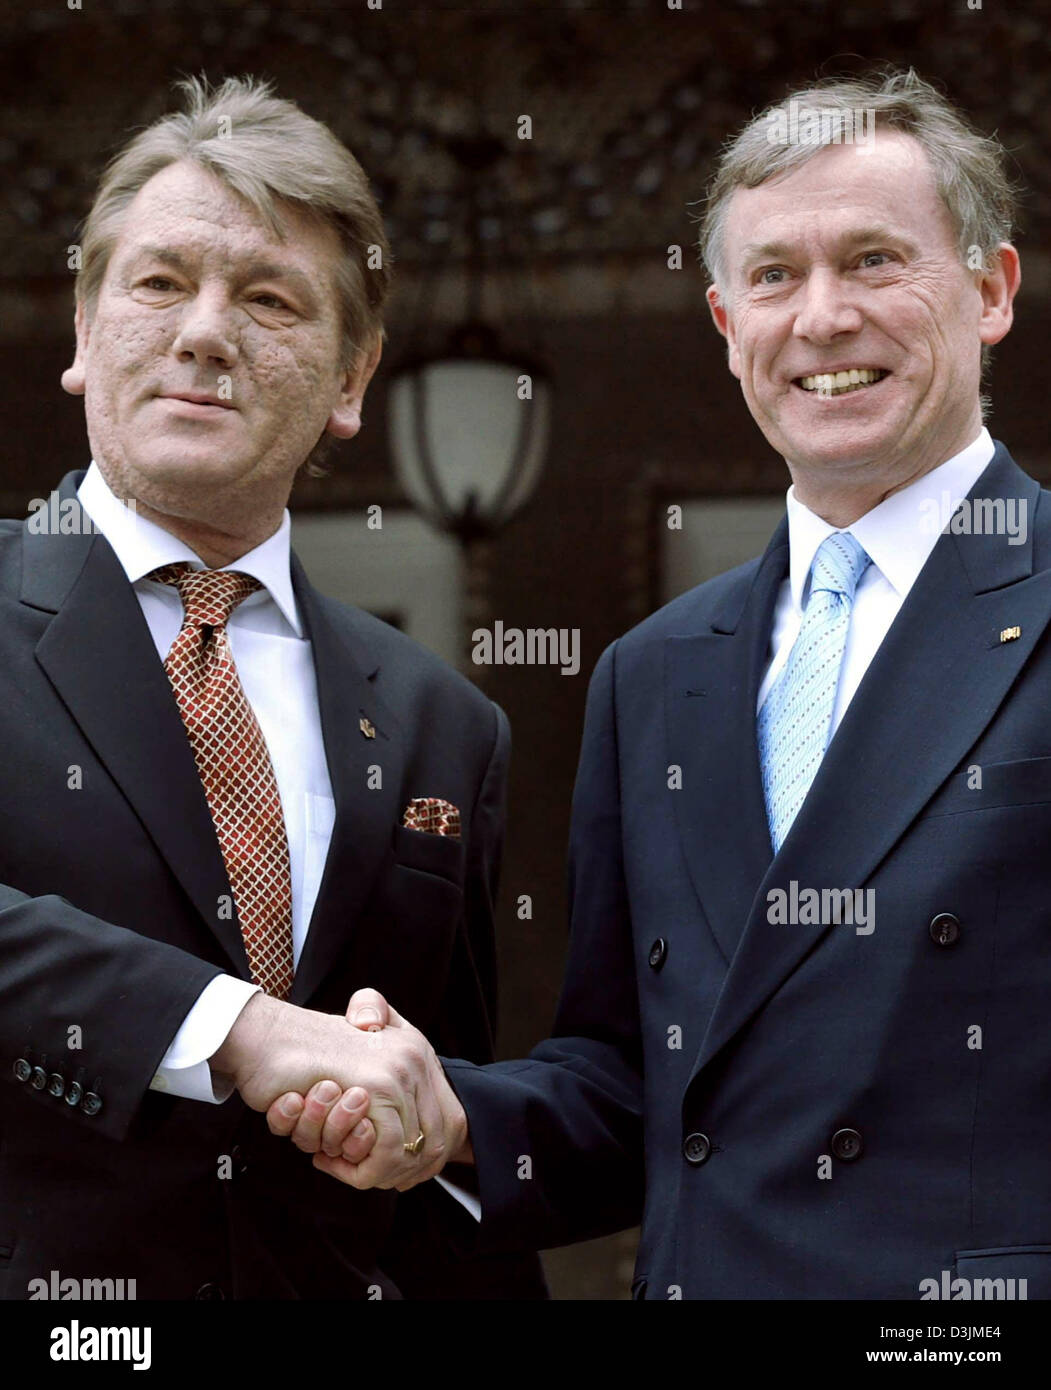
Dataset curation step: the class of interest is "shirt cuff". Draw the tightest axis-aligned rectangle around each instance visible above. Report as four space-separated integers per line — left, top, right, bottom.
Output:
435 1176 482 1223
149 976 262 1104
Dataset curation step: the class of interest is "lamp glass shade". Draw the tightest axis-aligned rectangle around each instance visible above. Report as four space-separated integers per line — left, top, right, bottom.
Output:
389 358 550 530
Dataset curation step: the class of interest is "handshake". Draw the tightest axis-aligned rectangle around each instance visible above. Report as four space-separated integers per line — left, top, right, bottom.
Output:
209 988 472 1192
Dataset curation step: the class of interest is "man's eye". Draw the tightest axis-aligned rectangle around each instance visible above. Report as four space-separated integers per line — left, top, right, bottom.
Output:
859 252 891 268
251 293 288 310
141 276 177 291
758 267 788 285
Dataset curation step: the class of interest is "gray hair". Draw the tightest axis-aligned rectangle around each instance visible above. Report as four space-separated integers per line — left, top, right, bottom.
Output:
697 67 1018 290
76 74 393 472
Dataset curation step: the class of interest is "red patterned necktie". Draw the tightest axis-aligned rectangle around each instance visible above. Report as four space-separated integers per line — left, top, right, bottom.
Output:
150 562 294 998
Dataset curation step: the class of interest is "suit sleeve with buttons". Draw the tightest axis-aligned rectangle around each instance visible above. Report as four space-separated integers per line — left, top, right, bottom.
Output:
1 884 224 1141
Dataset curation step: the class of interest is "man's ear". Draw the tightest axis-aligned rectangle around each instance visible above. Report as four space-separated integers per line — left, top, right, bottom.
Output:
60 298 90 396
977 241 1021 349
706 282 742 379
325 335 384 440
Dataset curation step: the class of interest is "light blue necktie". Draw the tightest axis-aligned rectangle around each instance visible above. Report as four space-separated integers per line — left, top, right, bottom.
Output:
757 531 871 854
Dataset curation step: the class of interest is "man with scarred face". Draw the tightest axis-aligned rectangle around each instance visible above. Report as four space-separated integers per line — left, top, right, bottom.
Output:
0 74 545 1302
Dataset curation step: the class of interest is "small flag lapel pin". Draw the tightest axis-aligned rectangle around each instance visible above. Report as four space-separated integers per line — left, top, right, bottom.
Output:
999 626 1021 644
359 716 376 739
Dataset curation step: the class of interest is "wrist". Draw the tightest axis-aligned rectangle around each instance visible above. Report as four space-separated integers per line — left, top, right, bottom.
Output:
451 1100 474 1165
209 991 283 1087
451 1133 474 1165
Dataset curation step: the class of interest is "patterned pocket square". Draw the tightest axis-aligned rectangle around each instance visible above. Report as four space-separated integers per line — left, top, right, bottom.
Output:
402 797 461 839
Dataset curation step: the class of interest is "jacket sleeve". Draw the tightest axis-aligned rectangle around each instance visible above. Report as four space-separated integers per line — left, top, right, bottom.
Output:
440 640 645 1251
0 883 224 1142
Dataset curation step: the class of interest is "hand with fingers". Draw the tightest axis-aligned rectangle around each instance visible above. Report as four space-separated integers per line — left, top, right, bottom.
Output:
209 986 466 1190
265 988 474 1190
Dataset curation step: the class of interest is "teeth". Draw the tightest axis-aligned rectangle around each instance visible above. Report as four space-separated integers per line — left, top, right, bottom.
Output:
797 368 886 395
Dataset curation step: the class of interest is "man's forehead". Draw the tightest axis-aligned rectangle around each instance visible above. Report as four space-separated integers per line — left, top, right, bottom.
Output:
113 161 322 261
733 132 930 211
722 134 943 257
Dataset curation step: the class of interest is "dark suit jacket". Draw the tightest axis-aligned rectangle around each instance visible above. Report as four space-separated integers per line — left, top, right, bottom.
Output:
445 440 1051 1299
0 468 546 1301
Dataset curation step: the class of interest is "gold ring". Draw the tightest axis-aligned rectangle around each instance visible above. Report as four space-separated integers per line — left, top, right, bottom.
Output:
403 1131 425 1156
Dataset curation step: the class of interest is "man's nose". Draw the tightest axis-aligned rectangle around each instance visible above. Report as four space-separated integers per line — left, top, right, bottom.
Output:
792 269 864 343
170 289 239 367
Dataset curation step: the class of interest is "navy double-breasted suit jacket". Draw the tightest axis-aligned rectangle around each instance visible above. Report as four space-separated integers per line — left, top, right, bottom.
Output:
445 440 1051 1299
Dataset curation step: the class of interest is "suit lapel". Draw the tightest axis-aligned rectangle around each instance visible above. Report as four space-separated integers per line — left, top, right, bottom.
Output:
288 560 405 1006
687 446 1051 1090
24 480 409 998
664 521 788 961
23 476 250 976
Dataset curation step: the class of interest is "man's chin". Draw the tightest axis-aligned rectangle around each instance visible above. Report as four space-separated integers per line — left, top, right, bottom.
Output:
126 454 253 487
110 454 261 511
771 418 911 476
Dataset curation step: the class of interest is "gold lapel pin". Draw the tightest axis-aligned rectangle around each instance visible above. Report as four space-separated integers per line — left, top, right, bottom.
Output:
359 716 376 739
999 626 1021 644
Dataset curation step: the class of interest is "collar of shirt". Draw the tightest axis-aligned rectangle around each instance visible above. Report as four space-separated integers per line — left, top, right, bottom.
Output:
76 460 303 637
783 427 996 612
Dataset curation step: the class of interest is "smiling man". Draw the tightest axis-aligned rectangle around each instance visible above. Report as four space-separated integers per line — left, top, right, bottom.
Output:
703 111 1014 525
277 68 1051 1301
0 74 545 1301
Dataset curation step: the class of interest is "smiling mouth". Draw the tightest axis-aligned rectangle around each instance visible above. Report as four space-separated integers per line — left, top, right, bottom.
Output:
794 368 890 396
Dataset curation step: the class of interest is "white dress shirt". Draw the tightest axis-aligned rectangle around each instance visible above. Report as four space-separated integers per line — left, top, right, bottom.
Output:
758 428 996 729
77 462 334 1101
77 462 479 1220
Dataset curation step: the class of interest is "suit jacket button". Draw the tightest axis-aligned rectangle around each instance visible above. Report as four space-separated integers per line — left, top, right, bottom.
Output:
65 1081 83 1107
13 1059 31 1083
194 1282 225 1300
683 1132 712 1165
47 1073 65 1098
80 1092 103 1117
648 938 667 971
30 1067 47 1090
831 1127 864 1161
929 913 961 946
